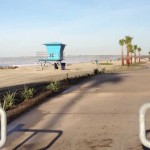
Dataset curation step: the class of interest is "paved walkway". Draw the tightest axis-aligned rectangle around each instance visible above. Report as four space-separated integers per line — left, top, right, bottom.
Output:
3 65 150 150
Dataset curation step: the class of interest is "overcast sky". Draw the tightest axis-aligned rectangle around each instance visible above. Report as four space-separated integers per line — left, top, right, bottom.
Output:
0 0 150 57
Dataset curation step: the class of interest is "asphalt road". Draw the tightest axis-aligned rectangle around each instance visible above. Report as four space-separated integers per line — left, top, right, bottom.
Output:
3 65 150 150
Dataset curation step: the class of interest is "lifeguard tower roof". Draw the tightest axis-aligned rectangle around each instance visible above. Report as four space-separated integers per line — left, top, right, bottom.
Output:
43 42 66 46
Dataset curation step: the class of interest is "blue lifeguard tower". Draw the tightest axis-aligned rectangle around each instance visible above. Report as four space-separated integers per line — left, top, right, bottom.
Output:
36 42 66 70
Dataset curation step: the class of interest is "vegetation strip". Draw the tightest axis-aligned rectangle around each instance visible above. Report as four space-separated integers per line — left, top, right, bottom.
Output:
3 70 104 124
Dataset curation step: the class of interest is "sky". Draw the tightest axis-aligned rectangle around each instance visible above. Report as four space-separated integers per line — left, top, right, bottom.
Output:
0 0 150 57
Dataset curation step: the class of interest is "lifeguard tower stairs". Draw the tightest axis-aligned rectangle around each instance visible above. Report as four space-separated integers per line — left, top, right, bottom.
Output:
36 42 66 70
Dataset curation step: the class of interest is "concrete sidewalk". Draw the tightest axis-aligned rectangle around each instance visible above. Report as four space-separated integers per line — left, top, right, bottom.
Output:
3 67 150 150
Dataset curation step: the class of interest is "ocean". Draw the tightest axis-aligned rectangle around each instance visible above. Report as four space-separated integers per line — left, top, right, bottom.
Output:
0 55 121 67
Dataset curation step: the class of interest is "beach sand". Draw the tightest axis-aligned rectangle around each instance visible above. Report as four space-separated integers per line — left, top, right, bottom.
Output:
0 58 148 91
0 61 121 90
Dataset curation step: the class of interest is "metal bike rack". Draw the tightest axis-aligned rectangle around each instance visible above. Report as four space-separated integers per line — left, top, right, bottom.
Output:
139 103 150 148
0 107 7 148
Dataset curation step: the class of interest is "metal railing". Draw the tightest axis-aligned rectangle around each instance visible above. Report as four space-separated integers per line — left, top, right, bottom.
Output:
0 107 7 148
139 103 150 148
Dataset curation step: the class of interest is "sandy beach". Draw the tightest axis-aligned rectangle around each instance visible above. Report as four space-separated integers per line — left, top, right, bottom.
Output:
0 61 120 90
0 59 148 92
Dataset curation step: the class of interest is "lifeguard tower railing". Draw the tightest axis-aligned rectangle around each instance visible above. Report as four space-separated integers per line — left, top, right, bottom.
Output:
35 51 59 70
36 51 49 61
36 50 65 62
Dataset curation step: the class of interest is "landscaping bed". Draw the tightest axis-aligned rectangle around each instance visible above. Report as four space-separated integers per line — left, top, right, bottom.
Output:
2 73 98 124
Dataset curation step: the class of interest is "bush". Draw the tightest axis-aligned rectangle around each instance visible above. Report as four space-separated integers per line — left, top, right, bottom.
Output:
1 91 16 110
87 74 92 77
94 68 99 75
46 81 61 92
21 86 36 100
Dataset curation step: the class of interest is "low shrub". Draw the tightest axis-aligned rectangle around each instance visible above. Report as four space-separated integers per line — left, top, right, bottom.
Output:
46 81 61 92
1 91 16 110
94 68 99 75
21 86 36 100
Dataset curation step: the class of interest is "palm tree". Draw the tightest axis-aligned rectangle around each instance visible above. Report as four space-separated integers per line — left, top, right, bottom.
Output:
125 36 133 66
130 48 134 64
138 47 141 63
127 44 133 64
133 45 137 63
119 39 125 66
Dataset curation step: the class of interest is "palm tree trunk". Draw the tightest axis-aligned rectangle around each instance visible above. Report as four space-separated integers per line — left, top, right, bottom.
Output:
134 50 136 63
139 51 140 63
127 49 130 66
131 53 132 64
122 47 124 66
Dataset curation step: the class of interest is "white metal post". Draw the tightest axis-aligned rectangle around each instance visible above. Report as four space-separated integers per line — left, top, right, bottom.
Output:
139 103 150 148
0 107 7 148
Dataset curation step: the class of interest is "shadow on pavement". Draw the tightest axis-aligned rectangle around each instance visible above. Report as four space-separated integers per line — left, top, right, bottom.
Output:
142 130 150 150
7 124 63 150
42 73 125 129
142 146 150 150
